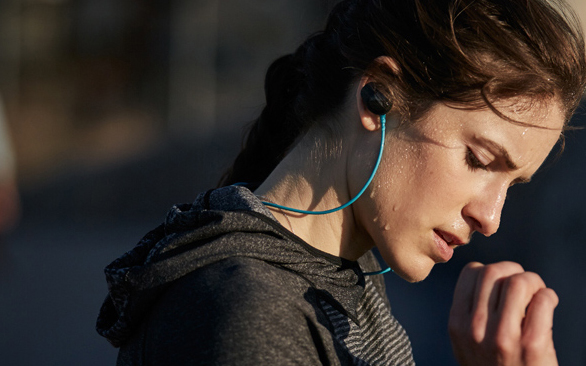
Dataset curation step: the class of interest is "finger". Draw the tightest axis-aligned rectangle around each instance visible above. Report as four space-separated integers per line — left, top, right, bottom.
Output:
470 262 525 341
474 262 525 312
497 272 546 334
483 271 546 361
522 288 558 350
451 262 484 316
449 262 484 353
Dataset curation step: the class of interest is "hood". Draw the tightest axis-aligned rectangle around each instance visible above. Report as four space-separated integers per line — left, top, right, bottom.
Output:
96 186 364 347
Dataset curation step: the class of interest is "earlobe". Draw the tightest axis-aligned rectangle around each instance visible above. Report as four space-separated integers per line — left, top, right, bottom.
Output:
359 104 381 132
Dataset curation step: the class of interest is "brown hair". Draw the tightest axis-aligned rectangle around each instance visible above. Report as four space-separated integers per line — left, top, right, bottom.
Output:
220 0 586 186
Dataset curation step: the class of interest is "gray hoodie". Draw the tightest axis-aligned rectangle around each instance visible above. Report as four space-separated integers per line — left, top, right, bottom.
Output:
97 186 414 365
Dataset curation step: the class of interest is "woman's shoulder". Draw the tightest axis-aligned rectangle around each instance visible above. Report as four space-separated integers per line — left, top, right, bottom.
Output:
174 256 318 309
144 256 324 339
124 257 336 365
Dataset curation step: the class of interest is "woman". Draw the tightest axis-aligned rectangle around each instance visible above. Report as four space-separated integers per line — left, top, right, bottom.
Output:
97 0 586 365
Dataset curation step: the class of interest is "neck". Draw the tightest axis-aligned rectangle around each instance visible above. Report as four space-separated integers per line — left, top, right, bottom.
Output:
254 129 373 261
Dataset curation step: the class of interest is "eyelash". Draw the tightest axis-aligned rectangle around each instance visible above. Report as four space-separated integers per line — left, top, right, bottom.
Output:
465 148 488 171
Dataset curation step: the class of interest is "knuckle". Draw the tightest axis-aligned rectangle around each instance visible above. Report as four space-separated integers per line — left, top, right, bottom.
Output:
546 288 560 306
481 263 504 281
533 288 559 308
479 262 521 283
465 261 484 270
494 327 518 352
521 271 545 286
506 272 546 294
448 313 486 346
506 274 530 292
521 336 543 355
484 261 525 277
487 331 519 361
521 332 552 360
461 261 484 276
494 337 516 356
496 261 524 274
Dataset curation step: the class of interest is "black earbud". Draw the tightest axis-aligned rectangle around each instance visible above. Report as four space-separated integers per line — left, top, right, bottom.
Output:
360 82 392 115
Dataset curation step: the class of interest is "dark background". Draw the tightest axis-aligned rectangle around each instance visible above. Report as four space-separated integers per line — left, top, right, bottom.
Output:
0 1 584 365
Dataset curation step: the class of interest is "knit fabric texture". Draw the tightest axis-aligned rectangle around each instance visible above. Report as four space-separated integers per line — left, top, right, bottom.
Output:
96 185 415 365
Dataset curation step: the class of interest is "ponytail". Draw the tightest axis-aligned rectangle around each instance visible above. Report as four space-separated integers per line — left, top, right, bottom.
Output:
219 54 306 186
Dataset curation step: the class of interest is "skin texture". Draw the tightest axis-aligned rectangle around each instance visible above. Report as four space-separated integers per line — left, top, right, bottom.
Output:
352 94 564 283
255 74 564 365
449 261 559 366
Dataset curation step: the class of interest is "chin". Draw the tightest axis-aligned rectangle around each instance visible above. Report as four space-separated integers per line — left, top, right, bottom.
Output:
376 244 436 283
392 259 435 283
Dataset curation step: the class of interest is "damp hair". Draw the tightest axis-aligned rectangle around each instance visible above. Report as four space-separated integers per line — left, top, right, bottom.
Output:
219 0 586 187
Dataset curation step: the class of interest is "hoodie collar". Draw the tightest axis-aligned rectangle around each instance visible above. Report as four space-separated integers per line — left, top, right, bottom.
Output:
97 185 365 347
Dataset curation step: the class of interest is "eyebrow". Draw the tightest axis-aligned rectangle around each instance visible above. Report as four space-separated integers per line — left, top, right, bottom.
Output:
476 137 532 184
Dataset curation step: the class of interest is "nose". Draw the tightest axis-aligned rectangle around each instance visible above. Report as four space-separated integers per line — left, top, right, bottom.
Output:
462 181 508 237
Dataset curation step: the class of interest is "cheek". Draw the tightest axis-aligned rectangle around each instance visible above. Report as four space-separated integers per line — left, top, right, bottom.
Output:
362 145 429 238
412 145 477 207
367 142 472 237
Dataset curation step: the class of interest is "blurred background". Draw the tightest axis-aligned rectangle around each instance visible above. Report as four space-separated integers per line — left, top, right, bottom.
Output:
0 0 584 365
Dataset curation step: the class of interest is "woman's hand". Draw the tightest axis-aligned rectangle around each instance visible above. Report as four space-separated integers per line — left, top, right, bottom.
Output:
448 262 559 366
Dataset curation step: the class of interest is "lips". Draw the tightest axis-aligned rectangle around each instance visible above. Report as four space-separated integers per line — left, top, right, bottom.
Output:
432 229 466 262
433 229 464 246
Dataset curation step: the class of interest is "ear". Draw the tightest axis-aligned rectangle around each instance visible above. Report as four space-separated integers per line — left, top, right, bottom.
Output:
356 56 400 132
356 77 381 132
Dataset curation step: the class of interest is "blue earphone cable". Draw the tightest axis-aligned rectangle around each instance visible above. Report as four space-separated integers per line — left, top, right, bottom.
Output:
235 114 392 275
260 114 387 215
363 267 393 276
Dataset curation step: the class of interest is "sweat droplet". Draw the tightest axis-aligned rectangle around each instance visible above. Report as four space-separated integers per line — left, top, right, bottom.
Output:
384 224 391 231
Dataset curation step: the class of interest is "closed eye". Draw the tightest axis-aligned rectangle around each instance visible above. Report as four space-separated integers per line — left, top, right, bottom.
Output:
465 148 488 171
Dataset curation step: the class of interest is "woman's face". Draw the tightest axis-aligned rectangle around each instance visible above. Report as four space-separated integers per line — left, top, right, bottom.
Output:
353 99 564 282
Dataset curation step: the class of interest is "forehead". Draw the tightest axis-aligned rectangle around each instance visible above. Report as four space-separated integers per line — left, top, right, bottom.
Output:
501 98 564 167
422 97 565 130
481 99 565 163
419 98 565 172
492 97 565 130
426 97 566 133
